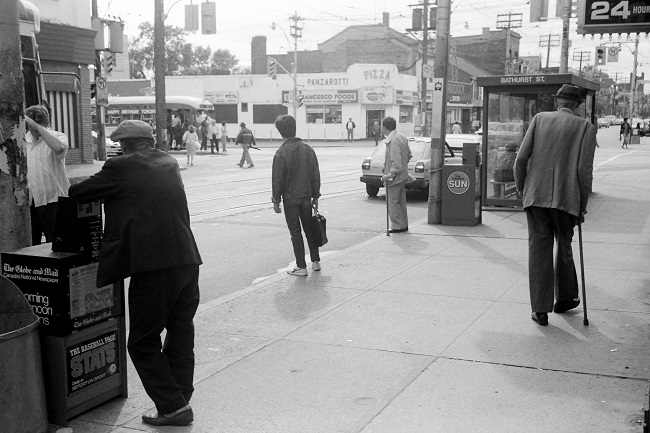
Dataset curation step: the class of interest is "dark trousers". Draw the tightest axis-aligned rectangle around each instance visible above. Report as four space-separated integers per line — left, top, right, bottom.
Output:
284 199 320 269
201 133 208 150
210 135 218 153
128 265 200 414
30 201 58 245
525 207 579 313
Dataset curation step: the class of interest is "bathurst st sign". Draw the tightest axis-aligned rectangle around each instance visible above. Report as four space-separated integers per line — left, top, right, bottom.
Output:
577 0 650 34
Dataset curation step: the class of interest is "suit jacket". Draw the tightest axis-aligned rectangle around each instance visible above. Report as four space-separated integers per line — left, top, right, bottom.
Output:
69 148 202 286
383 131 412 186
514 108 598 217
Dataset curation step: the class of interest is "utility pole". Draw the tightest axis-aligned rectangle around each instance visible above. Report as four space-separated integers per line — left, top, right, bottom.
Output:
629 35 639 118
289 12 302 120
0 0 30 252
572 51 590 76
539 33 560 71
496 12 522 74
428 0 449 224
559 0 571 73
421 0 429 136
154 0 168 150
92 0 107 161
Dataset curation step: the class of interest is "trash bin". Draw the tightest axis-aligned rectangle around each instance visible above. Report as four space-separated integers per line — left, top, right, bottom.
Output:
0 275 48 433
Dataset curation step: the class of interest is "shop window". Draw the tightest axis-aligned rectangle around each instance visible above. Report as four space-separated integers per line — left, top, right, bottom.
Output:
306 105 342 124
399 105 413 124
253 104 288 124
213 104 238 124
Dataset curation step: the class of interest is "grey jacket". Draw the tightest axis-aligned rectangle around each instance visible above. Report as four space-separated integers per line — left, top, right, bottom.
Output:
514 108 598 217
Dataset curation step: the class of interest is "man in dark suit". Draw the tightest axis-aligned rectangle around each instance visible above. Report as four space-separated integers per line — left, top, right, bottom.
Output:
514 84 598 326
69 120 202 426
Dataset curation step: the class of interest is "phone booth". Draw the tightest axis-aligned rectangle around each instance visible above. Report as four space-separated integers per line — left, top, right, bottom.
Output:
476 74 599 208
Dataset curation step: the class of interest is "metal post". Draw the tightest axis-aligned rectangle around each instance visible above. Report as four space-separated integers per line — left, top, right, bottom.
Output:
0 0 30 252
92 0 107 161
154 0 168 150
421 0 429 137
629 35 639 118
428 0 449 224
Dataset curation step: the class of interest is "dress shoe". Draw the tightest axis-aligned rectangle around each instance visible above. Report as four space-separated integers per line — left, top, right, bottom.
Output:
388 227 408 233
142 406 193 426
531 312 548 326
554 298 580 314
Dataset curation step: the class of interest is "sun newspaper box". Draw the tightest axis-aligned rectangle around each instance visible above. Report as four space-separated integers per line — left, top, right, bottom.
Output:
1 244 122 336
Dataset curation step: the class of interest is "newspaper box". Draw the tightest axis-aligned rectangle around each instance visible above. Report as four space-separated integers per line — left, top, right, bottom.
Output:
1 244 122 336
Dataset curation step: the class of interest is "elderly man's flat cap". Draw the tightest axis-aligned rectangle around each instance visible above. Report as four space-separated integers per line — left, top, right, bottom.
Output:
110 120 154 141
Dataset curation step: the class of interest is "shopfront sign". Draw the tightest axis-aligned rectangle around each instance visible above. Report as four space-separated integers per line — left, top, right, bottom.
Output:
396 90 419 105
360 87 394 104
282 90 358 104
204 90 238 104
577 0 650 35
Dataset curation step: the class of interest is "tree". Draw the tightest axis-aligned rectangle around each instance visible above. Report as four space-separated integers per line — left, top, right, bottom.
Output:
129 23 242 77
211 49 239 71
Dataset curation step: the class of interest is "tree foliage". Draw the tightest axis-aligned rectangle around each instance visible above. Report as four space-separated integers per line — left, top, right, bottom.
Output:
128 22 241 77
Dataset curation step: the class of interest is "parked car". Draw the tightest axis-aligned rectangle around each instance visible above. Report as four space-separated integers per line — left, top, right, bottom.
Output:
597 118 610 128
604 115 616 126
91 131 122 157
613 117 624 125
360 134 481 197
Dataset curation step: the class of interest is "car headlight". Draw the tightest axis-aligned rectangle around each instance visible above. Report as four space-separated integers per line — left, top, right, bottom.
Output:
362 159 371 170
414 161 425 173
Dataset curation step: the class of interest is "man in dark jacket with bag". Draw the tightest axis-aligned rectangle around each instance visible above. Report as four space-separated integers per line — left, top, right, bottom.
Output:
272 114 322 276
69 120 202 426
514 84 598 326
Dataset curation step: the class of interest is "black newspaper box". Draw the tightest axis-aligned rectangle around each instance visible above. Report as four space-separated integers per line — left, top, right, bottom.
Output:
1 244 122 336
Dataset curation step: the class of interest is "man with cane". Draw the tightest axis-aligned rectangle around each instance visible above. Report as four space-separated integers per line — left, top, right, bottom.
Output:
514 84 598 326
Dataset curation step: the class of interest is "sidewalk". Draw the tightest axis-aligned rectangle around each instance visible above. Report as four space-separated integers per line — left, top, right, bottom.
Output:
56 145 650 433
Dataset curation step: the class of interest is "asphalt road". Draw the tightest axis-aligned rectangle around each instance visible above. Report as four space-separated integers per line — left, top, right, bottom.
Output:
173 142 431 303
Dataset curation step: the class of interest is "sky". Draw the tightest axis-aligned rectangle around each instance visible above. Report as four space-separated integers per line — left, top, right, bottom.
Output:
97 0 650 89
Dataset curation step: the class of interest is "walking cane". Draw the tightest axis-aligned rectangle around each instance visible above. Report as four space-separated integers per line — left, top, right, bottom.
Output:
385 180 390 236
578 219 589 326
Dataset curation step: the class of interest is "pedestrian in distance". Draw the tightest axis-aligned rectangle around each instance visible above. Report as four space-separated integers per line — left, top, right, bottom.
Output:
171 113 183 150
209 119 220 153
514 84 598 326
380 116 412 233
235 122 255 168
220 121 228 152
620 117 631 149
372 120 381 146
346 117 356 142
68 120 202 426
199 117 209 151
451 121 462 134
272 114 322 276
24 104 70 245
183 125 199 166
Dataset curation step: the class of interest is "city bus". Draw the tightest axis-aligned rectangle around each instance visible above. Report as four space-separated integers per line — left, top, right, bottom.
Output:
104 95 215 139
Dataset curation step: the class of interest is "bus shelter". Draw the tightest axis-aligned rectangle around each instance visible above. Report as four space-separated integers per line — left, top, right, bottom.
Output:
476 74 599 208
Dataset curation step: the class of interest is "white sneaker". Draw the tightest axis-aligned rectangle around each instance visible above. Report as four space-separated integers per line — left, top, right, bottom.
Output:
312 261 321 271
287 267 307 276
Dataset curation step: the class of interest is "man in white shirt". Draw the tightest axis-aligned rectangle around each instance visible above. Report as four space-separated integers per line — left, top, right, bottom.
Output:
24 105 70 245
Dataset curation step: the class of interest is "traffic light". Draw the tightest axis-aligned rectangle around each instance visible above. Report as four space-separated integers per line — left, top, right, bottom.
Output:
90 83 96 100
596 46 606 65
429 7 437 30
267 57 277 80
104 53 115 73
201 1 216 34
